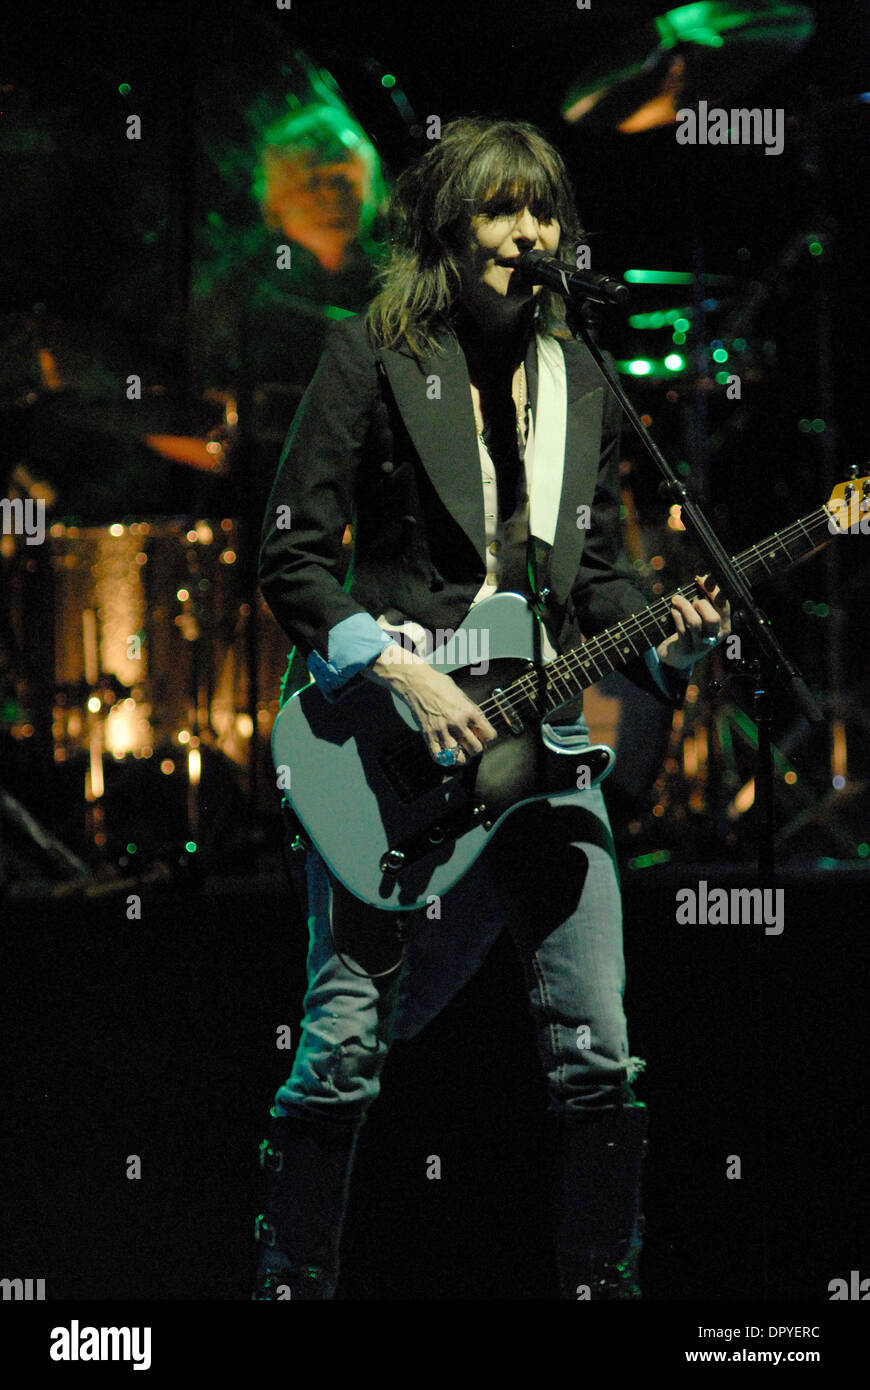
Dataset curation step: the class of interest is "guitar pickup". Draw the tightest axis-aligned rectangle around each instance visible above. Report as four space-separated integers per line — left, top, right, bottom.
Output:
491 687 523 735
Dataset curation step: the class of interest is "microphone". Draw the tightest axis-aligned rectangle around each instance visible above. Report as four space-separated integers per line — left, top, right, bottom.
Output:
495 250 629 305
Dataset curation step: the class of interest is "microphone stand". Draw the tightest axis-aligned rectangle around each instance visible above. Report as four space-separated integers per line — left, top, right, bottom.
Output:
563 293 824 884
557 278 824 1312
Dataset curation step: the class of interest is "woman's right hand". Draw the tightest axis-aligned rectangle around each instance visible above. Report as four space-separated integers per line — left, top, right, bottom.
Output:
365 644 498 765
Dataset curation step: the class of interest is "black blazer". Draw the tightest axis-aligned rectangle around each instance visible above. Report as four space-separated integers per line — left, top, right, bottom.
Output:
258 312 681 707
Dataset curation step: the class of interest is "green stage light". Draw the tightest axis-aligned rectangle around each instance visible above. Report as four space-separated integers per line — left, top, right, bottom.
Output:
808 240 823 256
712 348 728 363
715 370 730 384
628 849 672 870
381 74 396 88
625 270 696 285
619 357 695 378
185 841 197 853
628 310 669 329
674 317 690 332
657 3 812 51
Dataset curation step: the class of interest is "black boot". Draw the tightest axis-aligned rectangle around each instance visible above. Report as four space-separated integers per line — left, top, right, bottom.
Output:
252 1106 362 1300
550 1102 650 1300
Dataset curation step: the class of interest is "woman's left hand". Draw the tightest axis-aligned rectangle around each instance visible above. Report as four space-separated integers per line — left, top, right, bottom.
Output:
656 574 731 671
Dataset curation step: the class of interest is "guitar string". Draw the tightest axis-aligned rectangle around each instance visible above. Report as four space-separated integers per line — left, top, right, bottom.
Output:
380 502 835 769
385 505 833 766
505 515 824 715
473 505 833 734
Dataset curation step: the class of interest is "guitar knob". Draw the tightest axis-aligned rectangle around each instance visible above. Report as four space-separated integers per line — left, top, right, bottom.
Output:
427 826 445 845
380 849 405 874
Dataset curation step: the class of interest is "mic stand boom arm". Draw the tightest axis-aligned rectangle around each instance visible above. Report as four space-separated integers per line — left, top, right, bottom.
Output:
565 300 823 883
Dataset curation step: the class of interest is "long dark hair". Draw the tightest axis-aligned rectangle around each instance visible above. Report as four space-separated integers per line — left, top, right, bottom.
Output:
365 116 585 361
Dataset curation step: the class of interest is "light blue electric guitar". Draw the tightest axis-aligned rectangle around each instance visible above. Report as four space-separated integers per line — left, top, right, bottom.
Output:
271 477 867 910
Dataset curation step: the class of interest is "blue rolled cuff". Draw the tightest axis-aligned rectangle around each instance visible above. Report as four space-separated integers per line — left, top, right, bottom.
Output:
306 612 399 701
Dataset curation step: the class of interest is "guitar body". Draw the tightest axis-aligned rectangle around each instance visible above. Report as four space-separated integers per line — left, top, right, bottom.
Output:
272 592 614 910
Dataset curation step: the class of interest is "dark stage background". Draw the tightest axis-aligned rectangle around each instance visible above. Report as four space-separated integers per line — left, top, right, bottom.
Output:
1 0 869 1337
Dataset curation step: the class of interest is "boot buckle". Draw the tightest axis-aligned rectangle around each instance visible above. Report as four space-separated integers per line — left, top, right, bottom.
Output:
258 1137 284 1172
254 1214 277 1247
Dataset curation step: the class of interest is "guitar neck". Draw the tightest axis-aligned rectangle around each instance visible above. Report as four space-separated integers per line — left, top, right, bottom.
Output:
480 501 834 727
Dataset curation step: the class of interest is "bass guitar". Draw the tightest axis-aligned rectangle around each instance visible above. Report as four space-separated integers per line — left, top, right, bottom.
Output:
272 475 868 910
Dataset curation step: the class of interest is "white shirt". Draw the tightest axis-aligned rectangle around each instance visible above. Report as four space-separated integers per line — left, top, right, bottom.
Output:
377 346 559 663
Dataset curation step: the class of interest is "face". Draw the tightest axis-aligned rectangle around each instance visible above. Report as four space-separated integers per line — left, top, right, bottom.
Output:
262 148 369 271
264 149 367 232
459 203 561 328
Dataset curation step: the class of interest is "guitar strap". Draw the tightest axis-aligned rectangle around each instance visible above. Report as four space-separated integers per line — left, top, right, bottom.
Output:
526 535 552 639
525 333 567 655
529 334 567 549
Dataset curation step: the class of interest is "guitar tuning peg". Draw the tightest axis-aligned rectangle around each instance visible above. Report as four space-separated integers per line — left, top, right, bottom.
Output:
850 463 858 478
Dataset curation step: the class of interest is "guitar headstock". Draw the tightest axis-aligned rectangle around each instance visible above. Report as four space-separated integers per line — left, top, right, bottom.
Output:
826 471 870 534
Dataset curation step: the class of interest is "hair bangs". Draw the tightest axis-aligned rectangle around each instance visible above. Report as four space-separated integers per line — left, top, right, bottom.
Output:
464 140 562 224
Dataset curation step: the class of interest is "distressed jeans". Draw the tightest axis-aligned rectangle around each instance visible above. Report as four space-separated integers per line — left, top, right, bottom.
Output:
273 721 644 1122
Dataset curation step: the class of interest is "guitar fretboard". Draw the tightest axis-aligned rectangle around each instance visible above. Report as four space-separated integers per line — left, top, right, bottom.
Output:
476 502 834 733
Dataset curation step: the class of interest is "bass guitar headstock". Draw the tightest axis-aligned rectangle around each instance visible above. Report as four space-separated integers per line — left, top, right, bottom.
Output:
826 470 870 534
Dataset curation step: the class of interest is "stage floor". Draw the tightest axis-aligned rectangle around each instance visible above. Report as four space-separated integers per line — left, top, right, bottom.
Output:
1 860 867 1299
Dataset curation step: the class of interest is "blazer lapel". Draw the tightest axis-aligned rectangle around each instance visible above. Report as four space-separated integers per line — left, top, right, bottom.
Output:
546 340 608 605
376 324 609 602
376 330 487 566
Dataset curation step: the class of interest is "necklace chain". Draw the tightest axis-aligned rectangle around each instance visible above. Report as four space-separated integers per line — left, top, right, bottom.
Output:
473 363 528 444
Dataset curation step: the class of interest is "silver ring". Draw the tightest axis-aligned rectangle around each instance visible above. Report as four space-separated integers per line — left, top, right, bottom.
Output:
436 747 459 767
702 634 719 647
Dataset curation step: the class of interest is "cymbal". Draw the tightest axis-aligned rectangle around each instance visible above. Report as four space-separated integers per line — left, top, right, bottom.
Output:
563 1 814 134
143 435 229 473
